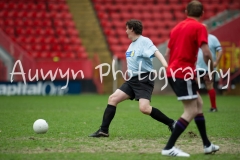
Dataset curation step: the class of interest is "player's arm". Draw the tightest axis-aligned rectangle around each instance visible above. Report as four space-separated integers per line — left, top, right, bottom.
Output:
165 39 170 63
154 50 168 68
200 43 214 72
214 50 223 68
165 47 170 63
213 37 223 67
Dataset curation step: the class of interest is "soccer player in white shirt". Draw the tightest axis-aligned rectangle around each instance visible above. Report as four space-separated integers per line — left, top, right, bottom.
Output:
89 19 176 137
196 24 223 112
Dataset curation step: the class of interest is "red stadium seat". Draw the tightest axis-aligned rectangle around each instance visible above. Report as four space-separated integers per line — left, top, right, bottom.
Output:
41 44 51 51
48 3 58 10
4 19 14 26
33 20 42 26
38 12 50 19
53 20 64 27
66 28 79 37
0 0 87 60
171 4 185 12
58 3 70 11
42 20 52 27
52 44 62 52
5 2 17 10
97 12 108 20
17 11 28 18
46 37 59 44
119 36 130 45
35 28 47 35
8 11 18 18
107 37 119 45
174 11 186 21
0 10 8 17
77 52 88 59
56 28 67 36
16 28 26 36
141 12 154 20
27 11 41 19
31 44 42 51
119 12 131 20
25 3 37 10
36 3 46 10
72 45 86 53
64 20 76 28
4 28 15 35
0 2 5 10
22 19 33 26
57 36 70 44
110 12 121 20
45 28 55 35
110 44 125 55
16 3 27 10
162 12 174 20
14 19 24 26
63 45 72 51
25 28 35 35
50 11 62 19
69 36 82 45
100 20 112 28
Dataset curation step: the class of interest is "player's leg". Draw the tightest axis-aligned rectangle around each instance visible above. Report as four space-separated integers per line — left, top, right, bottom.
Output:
138 98 176 131
162 78 198 157
162 99 197 157
195 93 220 153
206 80 217 112
100 89 130 132
136 73 175 131
89 83 132 137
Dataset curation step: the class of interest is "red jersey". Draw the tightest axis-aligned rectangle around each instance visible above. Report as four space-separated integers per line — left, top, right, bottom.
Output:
166 18 208 79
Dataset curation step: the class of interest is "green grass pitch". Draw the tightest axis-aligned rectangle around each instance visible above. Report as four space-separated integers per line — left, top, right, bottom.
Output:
0 94 240 160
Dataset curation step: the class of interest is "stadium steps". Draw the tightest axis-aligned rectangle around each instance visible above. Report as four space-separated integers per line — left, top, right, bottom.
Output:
67 0 113 93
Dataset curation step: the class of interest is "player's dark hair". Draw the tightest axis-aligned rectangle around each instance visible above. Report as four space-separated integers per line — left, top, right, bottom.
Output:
126 19 142 35
186 0 203 17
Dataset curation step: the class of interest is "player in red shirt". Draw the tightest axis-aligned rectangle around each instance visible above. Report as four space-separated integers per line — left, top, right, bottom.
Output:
161 1 219 157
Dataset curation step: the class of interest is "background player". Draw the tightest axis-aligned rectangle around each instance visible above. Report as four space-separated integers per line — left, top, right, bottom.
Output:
162 1 219 157
196 24 223 112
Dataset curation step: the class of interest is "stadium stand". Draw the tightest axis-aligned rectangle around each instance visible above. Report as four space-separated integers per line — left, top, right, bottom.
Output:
0 59 7 81
92 0 240 58
0 0 87 60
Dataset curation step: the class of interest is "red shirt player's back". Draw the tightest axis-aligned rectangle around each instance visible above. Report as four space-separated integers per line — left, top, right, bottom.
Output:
166 18 208 79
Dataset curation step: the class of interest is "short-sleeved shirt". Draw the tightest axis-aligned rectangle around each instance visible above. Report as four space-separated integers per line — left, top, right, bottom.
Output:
196 34 222 71
126 35 158 77
166 18 208 79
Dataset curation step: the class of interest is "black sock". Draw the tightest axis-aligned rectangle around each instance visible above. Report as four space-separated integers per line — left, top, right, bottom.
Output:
164 117 189 149
150 107 174 126
100 104 116 133
194 113 211 147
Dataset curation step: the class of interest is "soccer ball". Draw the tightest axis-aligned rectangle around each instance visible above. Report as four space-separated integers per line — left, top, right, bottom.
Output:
33 119 48 134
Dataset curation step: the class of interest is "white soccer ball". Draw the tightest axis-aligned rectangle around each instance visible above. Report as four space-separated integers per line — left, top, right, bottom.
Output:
33 119 48 134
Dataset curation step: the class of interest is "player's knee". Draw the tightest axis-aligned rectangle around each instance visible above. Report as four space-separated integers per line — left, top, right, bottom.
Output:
206 82 213 90
192 107 199 117
108 94 118 105
139 104 151 114
198 100 203 108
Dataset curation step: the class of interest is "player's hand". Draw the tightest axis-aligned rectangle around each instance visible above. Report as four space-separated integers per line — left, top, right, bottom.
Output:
213 62 217 68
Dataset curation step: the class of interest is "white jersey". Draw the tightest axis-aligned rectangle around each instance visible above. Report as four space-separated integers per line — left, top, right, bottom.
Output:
126 35 158 77
196 34 222 71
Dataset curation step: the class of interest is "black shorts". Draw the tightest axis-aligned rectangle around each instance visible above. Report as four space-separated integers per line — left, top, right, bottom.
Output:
197 71 216 81
119 72 154 101
168 77 198 100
